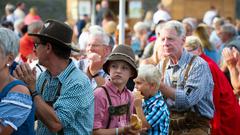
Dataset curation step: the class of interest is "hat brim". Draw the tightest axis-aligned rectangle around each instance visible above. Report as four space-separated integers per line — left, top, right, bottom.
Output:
28 33 80 52
103 55 138 79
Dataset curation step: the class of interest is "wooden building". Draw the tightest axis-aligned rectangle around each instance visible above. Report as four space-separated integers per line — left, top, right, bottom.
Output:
66 0 236 25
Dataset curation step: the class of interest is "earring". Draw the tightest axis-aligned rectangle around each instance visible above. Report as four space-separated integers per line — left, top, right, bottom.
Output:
6 63 10 67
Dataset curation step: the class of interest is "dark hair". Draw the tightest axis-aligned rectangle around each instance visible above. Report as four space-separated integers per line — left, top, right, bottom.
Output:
40 37 71 59
1 21 14 31
21 25 28 35
16 2 24 7
103 9 115 21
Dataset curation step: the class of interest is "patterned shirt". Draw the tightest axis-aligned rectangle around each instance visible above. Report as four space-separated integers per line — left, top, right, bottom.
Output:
143 91 170 135
0 92 32 131
157 49 214 119
35 60 94 135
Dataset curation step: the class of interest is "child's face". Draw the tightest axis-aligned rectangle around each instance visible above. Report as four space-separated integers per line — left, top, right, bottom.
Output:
108 60 133 86
134 77 151 98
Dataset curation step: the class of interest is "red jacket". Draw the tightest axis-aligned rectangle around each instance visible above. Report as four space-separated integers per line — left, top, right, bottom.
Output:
200 54 240 135
19 33 34 62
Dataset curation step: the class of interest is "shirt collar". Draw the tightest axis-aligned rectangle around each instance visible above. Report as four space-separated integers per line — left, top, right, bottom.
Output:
144 91 162 105
44 59 75 83
57 59 76 84
167 49 188 69
105 80 128 94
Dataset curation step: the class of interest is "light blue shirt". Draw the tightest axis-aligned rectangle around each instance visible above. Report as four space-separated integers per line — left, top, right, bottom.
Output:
36 60 94 135
157 49 214 119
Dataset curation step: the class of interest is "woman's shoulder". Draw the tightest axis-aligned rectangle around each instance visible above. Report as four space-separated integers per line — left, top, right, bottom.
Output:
10 84 30 96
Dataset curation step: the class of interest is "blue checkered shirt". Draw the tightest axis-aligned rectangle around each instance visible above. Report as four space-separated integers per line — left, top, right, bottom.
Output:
157 49 214 119
35 60 94 135
143 91 170 135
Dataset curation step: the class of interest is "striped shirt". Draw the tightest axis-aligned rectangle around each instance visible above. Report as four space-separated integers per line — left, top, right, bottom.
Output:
35 60 94 135
157 49 214 119
143 91 170 135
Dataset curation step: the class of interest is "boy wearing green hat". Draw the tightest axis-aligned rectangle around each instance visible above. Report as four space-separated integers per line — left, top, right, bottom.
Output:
93 45 141 135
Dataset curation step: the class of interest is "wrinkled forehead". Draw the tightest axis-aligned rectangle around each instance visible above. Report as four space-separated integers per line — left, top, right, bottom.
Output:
88 35 107 45
160 28 179 38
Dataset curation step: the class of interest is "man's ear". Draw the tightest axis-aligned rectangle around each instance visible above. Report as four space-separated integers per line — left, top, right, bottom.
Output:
46 42 52 54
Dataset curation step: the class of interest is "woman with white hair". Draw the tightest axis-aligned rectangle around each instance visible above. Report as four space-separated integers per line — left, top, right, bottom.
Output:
0 28 34 135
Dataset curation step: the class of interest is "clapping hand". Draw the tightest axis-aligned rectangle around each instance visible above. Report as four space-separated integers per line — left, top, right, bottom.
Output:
13 63 36 91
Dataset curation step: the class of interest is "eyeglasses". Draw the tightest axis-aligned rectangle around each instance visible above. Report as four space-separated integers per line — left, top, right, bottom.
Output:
87 43 105 48
34 43 45 49
34 43 41 49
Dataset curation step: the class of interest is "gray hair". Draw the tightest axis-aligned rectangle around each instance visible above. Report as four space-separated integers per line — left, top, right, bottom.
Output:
88 25 110 46
28 21 43 33
133 21 148 32
0 28 19 58
221 23 237 37
137 64 162 88
160 20 186 37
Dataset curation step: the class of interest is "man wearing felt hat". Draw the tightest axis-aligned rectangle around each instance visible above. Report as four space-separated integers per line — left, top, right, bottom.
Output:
14 19 94 135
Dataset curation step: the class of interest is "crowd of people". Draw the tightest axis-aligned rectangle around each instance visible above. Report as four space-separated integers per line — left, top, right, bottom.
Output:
1 0 240 135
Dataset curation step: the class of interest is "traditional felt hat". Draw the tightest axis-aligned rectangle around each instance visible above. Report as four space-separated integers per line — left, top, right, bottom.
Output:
103 45 138 79
28 19 79 52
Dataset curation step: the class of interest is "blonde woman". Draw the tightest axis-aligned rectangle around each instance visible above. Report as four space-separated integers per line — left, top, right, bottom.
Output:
193 25 220 64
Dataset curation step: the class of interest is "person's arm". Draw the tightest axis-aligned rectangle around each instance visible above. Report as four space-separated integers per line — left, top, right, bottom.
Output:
86 52 107 87
13 63 63 132
160 58 214 111
159 83 176 100
0 85 32 135
87 66 106 86
93 125 140 135
32 95 63 132
222 47 240 92
134 98 151 129
228 66 240 92
0 125 13 135
93 88 140 135
93 127 124 135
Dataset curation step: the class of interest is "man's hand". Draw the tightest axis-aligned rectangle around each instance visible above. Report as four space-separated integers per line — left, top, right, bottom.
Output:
13 63 36 91
87 52 104 75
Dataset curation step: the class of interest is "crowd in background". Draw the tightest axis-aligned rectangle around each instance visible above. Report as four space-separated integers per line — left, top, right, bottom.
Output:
1 0 240 135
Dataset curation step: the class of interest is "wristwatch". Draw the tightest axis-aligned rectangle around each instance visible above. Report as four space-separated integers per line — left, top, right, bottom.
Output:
88 67 100 78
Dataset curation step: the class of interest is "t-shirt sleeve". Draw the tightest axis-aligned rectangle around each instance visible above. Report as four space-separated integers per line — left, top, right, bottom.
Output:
0 92 32 130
